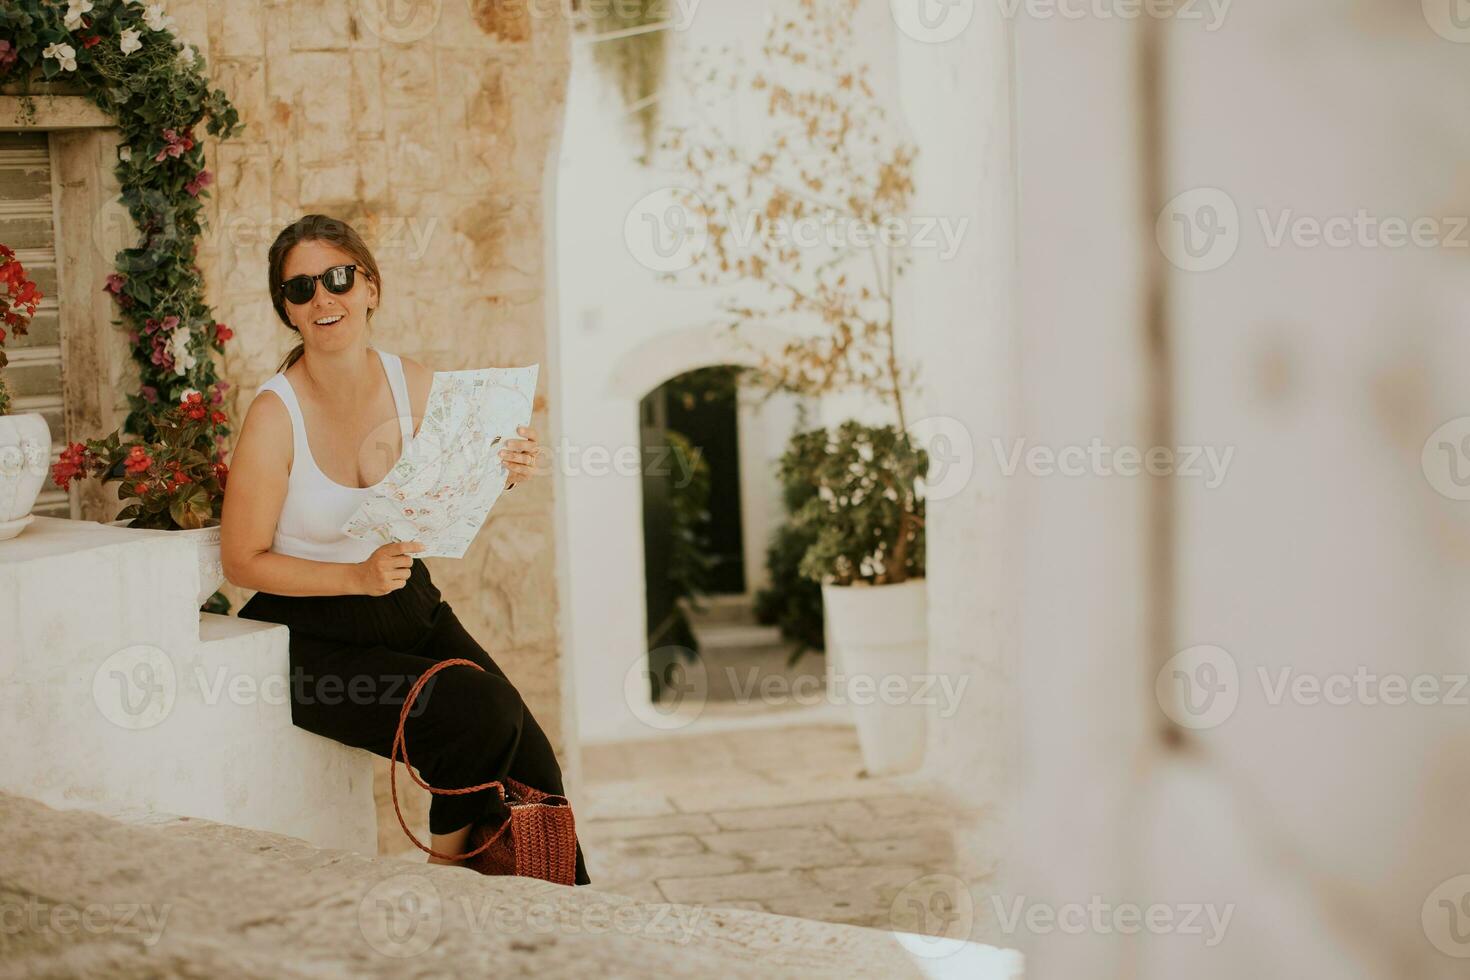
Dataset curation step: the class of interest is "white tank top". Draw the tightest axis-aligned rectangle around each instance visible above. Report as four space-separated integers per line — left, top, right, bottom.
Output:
254 348 414 565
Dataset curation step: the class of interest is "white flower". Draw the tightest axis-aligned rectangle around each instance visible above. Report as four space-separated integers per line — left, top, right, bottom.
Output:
119 28 142 55
118 146 132 162
63 0 93 31
42 42 77 72
168 326 196 376
176 42 197 67
143 3 171 32
179 388 201 403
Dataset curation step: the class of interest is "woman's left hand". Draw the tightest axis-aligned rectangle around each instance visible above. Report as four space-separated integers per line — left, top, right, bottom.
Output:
500 425 541 490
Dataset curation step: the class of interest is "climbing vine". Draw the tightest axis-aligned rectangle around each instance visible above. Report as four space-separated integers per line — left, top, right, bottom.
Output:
0 0 241 457
573 0 668 163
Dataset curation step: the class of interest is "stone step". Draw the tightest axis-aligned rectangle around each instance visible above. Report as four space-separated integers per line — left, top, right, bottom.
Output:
680 592 763 628
0 515 377 855
0 791 1023 978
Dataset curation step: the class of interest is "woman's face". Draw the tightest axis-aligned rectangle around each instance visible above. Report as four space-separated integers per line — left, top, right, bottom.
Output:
280 239 378 350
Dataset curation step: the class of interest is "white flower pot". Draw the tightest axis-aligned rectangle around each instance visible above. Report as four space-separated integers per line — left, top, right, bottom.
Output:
108 517 224 607
821 578 928 776
0 412 51 540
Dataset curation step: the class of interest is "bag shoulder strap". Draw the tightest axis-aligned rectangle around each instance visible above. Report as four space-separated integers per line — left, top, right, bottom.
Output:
391 657 512 862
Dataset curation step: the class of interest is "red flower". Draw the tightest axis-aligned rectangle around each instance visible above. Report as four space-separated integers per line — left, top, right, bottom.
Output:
213 461 229 489
51 442 90 491
213 322 233 342
81 35 102 49
210 410 227 426
123 446 152 475
182 392 207 421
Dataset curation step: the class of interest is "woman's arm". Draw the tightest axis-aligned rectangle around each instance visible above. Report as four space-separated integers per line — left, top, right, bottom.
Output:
219 389 362 597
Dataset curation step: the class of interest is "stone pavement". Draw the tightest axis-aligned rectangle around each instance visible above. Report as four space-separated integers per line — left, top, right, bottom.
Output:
578 716 999 935
0 792 1021 979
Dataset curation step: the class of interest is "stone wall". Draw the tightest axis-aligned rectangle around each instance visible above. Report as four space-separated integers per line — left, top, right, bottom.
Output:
164 0 574 848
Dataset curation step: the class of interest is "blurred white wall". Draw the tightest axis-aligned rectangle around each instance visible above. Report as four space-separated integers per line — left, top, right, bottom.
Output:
1003 1 1470 976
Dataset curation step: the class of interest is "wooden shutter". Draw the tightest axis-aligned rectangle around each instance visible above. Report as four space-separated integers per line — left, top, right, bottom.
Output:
0 131 72 518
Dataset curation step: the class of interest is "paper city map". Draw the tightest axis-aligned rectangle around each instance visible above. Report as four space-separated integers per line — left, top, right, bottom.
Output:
340 364 539 559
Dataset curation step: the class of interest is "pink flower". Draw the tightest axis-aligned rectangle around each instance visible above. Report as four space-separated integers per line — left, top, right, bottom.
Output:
184 169 213 197
153 128 196 163
140 386 158 404
104 273 127 295
0 41 18 71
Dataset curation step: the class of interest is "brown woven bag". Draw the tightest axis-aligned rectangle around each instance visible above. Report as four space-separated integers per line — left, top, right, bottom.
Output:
390 657 578 885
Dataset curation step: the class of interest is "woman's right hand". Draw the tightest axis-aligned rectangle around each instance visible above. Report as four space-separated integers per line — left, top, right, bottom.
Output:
355 540 426 595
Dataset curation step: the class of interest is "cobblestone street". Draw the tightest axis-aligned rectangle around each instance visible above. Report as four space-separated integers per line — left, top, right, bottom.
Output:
578 713 996 934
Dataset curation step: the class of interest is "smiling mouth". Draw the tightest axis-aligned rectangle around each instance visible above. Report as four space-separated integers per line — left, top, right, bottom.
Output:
314 315 344 327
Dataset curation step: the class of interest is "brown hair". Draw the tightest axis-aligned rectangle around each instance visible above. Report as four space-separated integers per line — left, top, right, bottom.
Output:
267 214 383 373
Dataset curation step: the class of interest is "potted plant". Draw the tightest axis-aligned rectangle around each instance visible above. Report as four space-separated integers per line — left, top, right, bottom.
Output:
0 242 48 540
50 390 231 609
778 422 927 774
665 0 931 774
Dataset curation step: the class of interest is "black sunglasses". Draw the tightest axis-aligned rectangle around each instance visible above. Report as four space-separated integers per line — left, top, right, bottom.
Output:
279 264 358 305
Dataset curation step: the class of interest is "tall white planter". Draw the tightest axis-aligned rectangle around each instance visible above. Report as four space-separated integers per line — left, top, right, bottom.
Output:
822 578 928 776
0 412 50 540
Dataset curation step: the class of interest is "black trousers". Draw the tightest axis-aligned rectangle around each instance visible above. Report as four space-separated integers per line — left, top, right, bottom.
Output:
237 557 590 885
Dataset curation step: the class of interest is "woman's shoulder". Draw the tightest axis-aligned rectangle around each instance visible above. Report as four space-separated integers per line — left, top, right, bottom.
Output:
397 354 433 429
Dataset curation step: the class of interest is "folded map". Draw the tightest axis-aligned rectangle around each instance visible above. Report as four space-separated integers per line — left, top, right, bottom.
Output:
340 364 539 558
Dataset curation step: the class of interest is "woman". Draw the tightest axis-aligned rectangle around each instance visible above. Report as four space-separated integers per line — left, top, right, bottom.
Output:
221 214 588 885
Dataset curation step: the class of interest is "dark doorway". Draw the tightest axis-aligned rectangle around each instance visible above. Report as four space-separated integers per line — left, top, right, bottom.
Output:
640 366 746 695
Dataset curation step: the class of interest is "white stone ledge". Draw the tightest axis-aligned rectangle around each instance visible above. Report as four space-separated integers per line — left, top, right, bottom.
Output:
0 517 377 854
